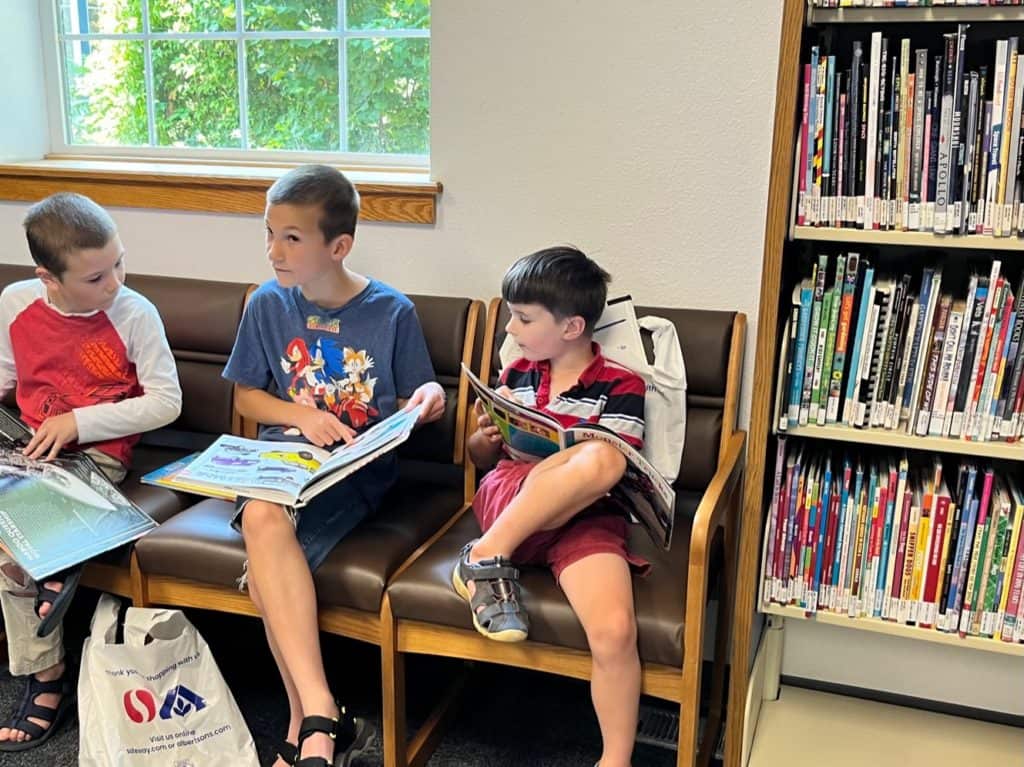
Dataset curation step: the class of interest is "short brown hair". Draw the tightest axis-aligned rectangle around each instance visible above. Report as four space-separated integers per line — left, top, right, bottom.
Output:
267 165 360 242
23 193 117 278
502 246 611 332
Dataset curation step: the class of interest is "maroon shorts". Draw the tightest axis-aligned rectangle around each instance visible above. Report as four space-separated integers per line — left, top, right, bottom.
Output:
472 459 650 582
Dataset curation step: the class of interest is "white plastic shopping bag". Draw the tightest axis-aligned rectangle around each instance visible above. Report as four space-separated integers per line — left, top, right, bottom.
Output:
499 296 687 481
78 593 260 767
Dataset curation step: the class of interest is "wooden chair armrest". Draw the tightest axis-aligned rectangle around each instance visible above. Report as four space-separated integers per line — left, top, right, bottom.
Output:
689 430 746 572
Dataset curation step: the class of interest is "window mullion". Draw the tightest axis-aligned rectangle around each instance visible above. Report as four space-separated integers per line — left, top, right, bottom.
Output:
237 0 250 150
338 0 348 153
140 0 157 146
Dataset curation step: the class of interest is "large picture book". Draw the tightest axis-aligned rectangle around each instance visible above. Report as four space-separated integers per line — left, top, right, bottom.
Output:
0 406 156 581
463 364 676 550
142 404 422 506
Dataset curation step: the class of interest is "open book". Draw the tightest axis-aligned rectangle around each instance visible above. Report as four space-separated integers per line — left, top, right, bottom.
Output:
463 364 675 550
0 406 156 581
142 404 422 506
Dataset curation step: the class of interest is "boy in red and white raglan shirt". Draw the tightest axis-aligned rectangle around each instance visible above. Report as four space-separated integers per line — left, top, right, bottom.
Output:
0 192 181 752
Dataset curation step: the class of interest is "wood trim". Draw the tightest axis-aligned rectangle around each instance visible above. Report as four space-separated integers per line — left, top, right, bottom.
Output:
0 160 440 224
727 2 806 766
380 594 407 767
396 620 686 702
232 284 260 439
481 297 503 382
719 313 747 464
452 299 482 466
682 431 747 766
141 575 381 644
81 561 133 598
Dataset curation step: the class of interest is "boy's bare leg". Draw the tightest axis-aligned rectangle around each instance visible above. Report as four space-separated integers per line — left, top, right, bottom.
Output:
471 441 625 562
560 553 640 767
241 501 336 763
247 579 303 767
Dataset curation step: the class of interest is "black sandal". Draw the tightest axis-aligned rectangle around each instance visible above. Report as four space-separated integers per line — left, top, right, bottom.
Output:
0 667 75 752
277 740 297 765
295 705 373 767
34 564 83 638
451 539 529 642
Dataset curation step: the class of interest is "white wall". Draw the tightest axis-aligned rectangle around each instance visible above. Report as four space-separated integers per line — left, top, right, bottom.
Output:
1 2 48 160
0 0 783 427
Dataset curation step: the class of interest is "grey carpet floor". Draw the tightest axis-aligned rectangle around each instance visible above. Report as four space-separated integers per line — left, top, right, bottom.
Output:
0 591 694 766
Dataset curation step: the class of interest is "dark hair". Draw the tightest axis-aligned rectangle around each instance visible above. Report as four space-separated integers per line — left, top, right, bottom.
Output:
501 246 611 332
266 164 360 241
22 193 117 278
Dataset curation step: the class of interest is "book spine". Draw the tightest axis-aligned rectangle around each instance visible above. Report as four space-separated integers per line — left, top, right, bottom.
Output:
865 33 882 230
909 49 928 230
935 34 956 233
798 63 813 226
930 306 963 436
917 296 952 435
1002 497 1024 640
921 493 951 627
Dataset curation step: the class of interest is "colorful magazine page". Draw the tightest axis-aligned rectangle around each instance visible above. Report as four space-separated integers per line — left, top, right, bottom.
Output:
462 364 675 550
156 405 423 507
0 410 156 580
140 452 236 500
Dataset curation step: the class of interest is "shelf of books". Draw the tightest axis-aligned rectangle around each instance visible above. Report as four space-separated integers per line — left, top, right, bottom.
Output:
808 7 1024 27
747 9 1024 754
761 602 1024 655
792 225 1024 250
743 2 1024 764
779 422 1024 459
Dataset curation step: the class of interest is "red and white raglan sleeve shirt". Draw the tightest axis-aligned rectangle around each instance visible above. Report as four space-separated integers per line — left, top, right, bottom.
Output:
0 279 182 465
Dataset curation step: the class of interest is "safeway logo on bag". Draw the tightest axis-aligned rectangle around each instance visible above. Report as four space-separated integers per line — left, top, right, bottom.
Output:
123 685 207 723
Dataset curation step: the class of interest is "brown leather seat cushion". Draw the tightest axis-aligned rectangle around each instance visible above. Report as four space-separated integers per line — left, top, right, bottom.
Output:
92 444 197 566
135 476 465 613
387 489 703 668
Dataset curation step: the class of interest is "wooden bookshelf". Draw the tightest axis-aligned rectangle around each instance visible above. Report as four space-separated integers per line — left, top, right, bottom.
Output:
737 2 1024 765
778 422 1024 459
808 7 1024 26
761 602 1024 657
792 225 1024 251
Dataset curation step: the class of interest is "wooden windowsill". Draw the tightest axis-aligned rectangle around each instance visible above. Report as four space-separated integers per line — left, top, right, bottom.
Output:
0 157 441 224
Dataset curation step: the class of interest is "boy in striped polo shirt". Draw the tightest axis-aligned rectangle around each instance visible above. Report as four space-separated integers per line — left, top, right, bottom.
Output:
453 246 646 767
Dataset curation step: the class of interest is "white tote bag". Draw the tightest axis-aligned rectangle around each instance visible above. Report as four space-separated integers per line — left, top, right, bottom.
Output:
499 296 687 481
78 593 260 767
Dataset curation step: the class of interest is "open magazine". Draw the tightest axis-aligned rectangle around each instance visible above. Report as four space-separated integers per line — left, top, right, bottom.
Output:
142 404 422 506
463 364 675 550
0 406 157 581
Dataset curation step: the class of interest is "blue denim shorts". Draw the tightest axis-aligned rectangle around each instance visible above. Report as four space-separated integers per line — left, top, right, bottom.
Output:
231 464 394 589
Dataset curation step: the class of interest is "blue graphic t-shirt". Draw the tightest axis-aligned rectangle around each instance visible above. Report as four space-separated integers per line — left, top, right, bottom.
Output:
223 278 435 490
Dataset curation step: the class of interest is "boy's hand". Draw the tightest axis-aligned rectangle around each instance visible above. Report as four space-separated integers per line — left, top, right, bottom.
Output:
23 412 78 461
403 381 446 424
293 407 356 448
472 386 515 444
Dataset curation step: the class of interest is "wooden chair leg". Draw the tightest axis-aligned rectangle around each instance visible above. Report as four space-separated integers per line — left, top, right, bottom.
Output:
129 551 147 607
678 568 708 767
381 594 407 767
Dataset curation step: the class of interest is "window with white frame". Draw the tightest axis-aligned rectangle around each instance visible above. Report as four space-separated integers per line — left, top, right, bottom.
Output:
47 0 429 164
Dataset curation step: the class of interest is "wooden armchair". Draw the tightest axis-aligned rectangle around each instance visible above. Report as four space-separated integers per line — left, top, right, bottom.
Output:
381 298 746 767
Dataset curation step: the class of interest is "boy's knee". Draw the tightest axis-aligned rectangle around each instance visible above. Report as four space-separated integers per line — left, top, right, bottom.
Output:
0 562 32 594
575 441 627 487
587 607 638 661
240 501 292 541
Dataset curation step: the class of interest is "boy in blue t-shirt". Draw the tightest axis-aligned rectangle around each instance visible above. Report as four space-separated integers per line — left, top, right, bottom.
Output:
222 165 444 767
